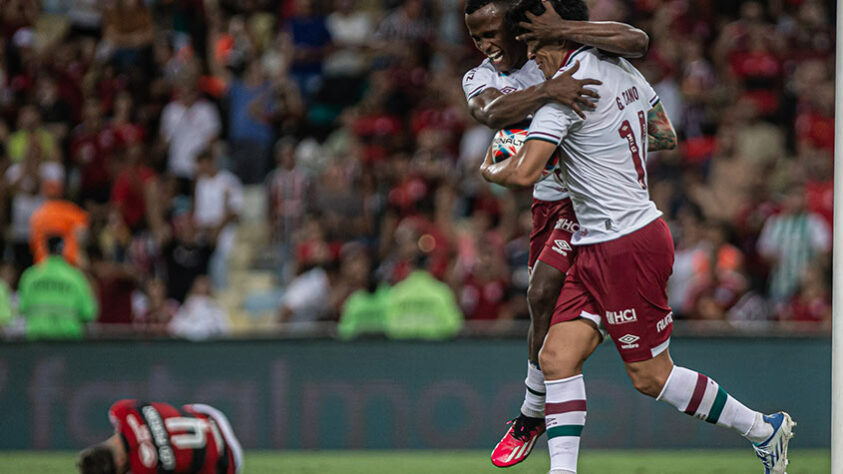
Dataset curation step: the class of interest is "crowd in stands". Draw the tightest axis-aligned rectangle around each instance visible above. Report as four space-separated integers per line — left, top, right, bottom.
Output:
0 0 833 340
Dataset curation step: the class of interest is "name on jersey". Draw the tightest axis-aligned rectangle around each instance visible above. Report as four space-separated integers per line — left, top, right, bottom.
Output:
142 406 176 470
606 308 637 325
615 86 640 111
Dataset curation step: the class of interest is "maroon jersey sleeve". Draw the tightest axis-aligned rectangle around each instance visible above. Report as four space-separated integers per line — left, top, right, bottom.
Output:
108 400 225 473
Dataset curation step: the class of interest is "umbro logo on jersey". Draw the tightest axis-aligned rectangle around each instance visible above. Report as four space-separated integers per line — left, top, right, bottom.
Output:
606 309 637 325
552 239 572 256
618 334 640 349
500 86 517 94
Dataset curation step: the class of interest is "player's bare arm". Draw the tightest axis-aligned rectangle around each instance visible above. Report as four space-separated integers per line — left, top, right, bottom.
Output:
516 1 649 58
468 61 601 126
647 102 677 151
480 139 557 188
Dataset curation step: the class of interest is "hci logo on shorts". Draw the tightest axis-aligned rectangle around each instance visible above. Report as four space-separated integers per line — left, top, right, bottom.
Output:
618 334 640 349
606 308 637 325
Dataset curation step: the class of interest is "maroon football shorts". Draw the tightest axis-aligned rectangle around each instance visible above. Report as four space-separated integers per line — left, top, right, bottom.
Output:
529 198 578 274
551 218 675 363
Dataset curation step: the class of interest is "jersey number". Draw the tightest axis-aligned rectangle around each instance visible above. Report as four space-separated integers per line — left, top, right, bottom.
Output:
618 110 647 190
165 417 210 450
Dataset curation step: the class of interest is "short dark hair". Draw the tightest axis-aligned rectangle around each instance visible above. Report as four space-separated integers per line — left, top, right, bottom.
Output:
507 0 588 34
46 236 64 255
77 444 117 474
465 0 508 15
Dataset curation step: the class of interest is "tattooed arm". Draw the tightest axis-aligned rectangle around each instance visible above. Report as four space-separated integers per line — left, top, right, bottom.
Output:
647 102 677 151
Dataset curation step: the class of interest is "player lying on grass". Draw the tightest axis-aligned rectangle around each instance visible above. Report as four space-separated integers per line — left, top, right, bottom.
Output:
462 0 652 467
480 0 795 473
77 399 243 474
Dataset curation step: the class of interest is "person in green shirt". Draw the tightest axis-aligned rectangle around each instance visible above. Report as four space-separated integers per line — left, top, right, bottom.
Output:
0 278 11 327
384 258 463 340
338 275 391 340
18 236 98 340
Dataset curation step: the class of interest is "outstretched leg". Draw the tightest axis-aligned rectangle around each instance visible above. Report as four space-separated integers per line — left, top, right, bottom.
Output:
626 350 795 473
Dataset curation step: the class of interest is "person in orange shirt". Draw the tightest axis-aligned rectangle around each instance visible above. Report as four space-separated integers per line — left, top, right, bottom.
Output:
29 198 89 266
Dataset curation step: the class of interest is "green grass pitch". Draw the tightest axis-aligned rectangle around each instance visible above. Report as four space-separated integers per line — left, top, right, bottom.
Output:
1 449 829 473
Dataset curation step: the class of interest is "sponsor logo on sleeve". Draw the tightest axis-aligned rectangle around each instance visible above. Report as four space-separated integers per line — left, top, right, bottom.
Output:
606 309 637 325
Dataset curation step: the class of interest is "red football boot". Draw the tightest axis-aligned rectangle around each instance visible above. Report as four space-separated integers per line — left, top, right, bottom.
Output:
491 414 545 468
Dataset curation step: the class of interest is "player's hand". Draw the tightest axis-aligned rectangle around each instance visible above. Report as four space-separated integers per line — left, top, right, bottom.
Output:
544 61 601 119
516 0 568 46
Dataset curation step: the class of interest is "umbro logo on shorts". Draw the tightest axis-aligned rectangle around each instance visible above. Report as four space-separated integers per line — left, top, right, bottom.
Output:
552 239 572 256
618 334 640 349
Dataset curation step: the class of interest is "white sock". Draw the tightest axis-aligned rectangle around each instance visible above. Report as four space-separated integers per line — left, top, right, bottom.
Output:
545 374 586 473
521 360 545 418
657 366 771 442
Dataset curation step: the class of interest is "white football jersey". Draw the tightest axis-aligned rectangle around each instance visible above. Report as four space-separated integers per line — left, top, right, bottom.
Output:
527 47 662 245
462 59 568 202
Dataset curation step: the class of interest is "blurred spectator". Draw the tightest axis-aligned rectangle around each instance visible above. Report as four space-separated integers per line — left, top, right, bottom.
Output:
110 143 164 236
337 262 389 339
70 99 113 208
108 92 146 148
758 186 831 306
285 0 332 98
374 0 431 45
36 76 73 143
162 215 214 303
266 137 313 253
132 278 179 335
88 243 136 325
0 264 12 329
193 148 243 289
5 143 63 268
101 0 155 73
278 262 333 327
18 236 97 340
457 238 513 322
226 60 274 184
8 105 59 164
384 256 463 340
781 266 831 324
160 74 221 183
324 0 372 78
29 198 88 266
168 275 231 340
